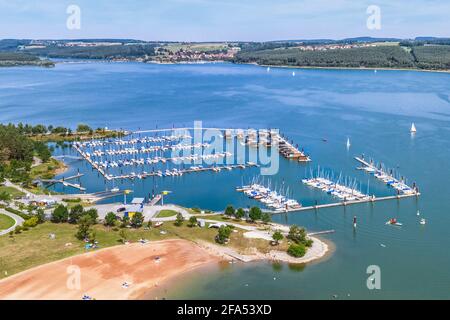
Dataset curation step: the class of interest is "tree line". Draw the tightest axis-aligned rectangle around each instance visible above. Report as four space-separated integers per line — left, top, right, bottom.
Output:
234 44 450 70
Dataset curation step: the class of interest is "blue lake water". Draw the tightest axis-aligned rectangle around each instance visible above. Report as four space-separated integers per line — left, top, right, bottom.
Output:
1 61 450 299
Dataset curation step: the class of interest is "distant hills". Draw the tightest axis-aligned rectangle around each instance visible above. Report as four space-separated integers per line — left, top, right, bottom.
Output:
1 37 450 70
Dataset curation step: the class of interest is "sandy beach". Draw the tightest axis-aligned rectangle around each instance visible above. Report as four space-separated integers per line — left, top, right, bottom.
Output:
0 235 331 300
0 239 220 300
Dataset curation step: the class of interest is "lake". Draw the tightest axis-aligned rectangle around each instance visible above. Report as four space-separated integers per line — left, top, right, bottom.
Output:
1 61 450 299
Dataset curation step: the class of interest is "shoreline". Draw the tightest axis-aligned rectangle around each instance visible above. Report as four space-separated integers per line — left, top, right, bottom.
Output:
242 62 450 74
0 236 331 300
52 59 450 74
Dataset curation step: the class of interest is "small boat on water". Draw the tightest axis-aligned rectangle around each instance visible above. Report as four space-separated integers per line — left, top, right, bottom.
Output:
410 123 417 133
420 218 426 225
386 218 403 227
346 138 351 149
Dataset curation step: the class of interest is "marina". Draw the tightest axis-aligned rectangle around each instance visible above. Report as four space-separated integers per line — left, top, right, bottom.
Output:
236 181 302 212
3 60 447 299
72 127 308 181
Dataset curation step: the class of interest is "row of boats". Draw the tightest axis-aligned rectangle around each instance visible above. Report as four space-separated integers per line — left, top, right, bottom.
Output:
302 177 369 201
236 183 302 212
93 152 232 169
75 134 192 148
356 157 418 195
82 142 210 158
104 163 255 180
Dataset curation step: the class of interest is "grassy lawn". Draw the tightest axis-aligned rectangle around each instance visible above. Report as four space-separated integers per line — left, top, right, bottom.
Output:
156 209 178 218
0 186 25 199
0 218 281 279
0 214 15 230
30 158 66 180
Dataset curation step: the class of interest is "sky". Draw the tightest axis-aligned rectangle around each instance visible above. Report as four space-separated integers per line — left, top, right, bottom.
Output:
0 0 449 41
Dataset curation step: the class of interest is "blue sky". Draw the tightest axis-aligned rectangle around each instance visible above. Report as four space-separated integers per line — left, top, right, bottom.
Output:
1 0 449 41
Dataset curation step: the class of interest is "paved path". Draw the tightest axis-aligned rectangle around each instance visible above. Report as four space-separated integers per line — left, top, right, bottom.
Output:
0 209 24 236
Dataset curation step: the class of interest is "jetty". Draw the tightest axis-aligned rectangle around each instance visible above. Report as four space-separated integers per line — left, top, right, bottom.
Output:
270 192 420 214
40 173 86 191
149 194 162 206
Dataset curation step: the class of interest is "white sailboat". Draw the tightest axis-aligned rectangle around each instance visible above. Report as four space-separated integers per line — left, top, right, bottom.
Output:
267 67 271 72
346 137 351 149
410 123 417 133
292 71 296 77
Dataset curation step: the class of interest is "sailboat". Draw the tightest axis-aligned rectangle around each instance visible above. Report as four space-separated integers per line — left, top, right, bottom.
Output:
267 67 271 72
292 71 296 77
346 137 351 149
410 123 417 133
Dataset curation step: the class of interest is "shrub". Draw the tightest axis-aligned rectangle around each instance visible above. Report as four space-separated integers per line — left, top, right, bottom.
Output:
272 230 283 244
130 212 144 228
287 225 307 245
51 204 69 223
287 243 306 258
75 214 94 240
23 216 38 228
261 212 271 223
174 212 184 227
69 204 84 224
248 206 262 222
215 225 232 244
224 205 235 218
235 208 245 220
188 216 198 227
104 212 117 227
84 208 98 223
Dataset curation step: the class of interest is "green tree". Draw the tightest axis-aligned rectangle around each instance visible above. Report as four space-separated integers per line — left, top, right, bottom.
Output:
119 229 128 243
68 204 84 224
215 225 232 244
36 208 46 224
235 208 245 220
287 243 306 258
76 123 92 133
23 216 38 228
174 212 184 227
0 191 11 202
131 212 144 228
104 212 117 227
248 206 262 222
89 230 97 244
261 212 271 224
287 225 307 245
120 216 130 228
75 214 94 240
84 208 98 224
51 204 69 223
224 205 235 218
272 230 284 245
188 216 198 227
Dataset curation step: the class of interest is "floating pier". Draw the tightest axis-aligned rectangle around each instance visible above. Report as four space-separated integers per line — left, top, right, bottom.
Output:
270 193 420 214
355 156 419 195
40 173 85 191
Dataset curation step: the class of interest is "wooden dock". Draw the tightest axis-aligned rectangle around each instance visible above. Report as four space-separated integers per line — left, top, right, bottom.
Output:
270 193 420 214
40 173 85 191
149 194 162 206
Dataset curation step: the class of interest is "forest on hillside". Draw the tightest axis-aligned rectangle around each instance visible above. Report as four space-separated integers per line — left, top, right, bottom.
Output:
234 45 450 70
